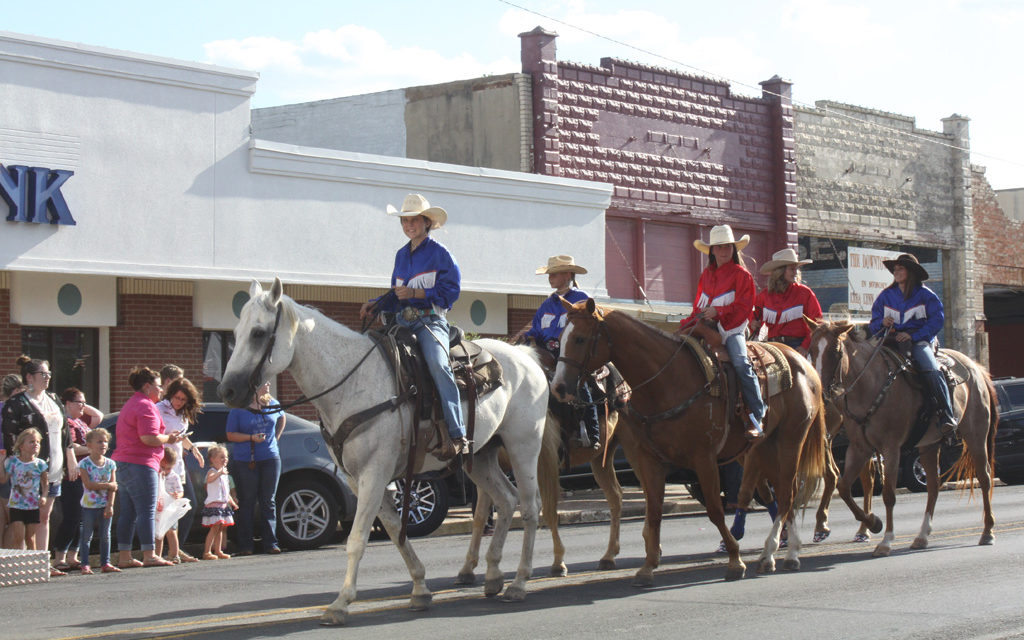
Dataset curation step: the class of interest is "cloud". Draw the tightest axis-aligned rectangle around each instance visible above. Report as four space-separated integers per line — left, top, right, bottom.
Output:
781 0 892 46
203 26 516 106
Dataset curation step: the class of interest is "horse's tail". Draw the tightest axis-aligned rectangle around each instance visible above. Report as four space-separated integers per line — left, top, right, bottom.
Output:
537 410 562 531
944 369 1000 499
795 399 828 509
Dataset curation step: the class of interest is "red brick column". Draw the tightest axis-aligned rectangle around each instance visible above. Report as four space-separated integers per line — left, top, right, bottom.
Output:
760 75 798 250
520 27 560 176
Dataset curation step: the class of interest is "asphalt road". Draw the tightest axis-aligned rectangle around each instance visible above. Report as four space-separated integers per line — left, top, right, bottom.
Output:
4 485 1024 640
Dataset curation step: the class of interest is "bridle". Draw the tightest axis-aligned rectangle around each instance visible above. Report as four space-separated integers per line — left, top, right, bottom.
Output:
819 325 892 402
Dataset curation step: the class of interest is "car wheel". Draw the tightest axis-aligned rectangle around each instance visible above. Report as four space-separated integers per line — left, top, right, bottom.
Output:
393 477 450 538
276 479 339 550
901 451 930 493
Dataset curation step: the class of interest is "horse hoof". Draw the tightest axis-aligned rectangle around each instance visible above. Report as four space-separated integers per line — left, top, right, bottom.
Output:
869 515 883 534
549 563 568 577
597 559 616 571
910 537 928 550
484 578 504 597
455 571 476 586
633 571 655 588
782 558 800 572
872 546 891 558
409 593 432 611
757 560 775 575
979 533 995 546
319 610 347 627
501 585 527 602
725 565 746 581
812 530 830 543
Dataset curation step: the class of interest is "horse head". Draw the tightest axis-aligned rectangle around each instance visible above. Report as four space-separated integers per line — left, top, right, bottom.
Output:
806 317 853 400
218 277 297 408
551 297 611 402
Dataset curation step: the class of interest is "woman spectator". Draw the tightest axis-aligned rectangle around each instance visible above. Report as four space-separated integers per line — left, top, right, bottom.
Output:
155 377 204 561
0 373 25 546
226 381 285 555
112 366 183 568
1 357 78 576
52 387 103 571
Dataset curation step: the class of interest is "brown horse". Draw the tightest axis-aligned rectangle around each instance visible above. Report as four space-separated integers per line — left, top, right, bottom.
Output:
806 320 997 556
552 299 826 582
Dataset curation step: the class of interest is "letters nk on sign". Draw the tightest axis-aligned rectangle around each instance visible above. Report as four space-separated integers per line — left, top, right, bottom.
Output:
0 164 77 225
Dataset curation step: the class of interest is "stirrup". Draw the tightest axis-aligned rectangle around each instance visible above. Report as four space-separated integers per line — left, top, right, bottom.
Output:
437 436 470 461
940 421 959 446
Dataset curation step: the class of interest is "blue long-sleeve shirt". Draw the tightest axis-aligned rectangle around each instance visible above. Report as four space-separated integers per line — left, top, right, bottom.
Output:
525 288 589 345
869 284 945 343
378 236 461 313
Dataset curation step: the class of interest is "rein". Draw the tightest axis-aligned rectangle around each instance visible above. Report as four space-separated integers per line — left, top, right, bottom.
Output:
825 326 891 401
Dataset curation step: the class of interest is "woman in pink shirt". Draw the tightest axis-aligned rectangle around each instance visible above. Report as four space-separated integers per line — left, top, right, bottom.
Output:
112 367 183 568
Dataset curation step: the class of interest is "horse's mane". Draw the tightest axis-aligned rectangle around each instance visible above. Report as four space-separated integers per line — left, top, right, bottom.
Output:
600 307 683 344
842 322 873 344
263 292 363 343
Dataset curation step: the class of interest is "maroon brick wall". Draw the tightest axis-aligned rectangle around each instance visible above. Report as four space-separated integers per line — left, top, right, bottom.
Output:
110 294 204 409
0 289 24 375
974 171 1024 288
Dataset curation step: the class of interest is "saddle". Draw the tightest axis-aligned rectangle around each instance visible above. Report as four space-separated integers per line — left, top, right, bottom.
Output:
879 340 966 448
687 321 793 399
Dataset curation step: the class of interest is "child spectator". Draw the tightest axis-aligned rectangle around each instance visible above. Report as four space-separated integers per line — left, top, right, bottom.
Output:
78 428 119 574
155 447 190 562
0 428 48 550
201 445 236 560
0 373 25 547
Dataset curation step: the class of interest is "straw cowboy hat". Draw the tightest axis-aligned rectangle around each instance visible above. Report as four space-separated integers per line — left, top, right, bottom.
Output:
760 247 813 275
386 193 447 229
882 253 929 281
693 224 750 254
535 255 588 275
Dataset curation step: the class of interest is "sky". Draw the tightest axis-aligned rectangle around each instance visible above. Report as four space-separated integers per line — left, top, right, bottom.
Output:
3 0 1022 189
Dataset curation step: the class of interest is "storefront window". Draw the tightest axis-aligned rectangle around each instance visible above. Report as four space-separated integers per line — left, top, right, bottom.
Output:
21 328 99 404
202 331 235 402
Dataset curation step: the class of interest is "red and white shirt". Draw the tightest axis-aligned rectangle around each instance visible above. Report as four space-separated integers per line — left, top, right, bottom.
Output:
753 283 823 350
685 261 756 338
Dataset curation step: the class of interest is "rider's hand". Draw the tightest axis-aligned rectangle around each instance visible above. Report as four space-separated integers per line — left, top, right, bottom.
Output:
359 301 377 319
394 286 416 301
882 316 895 328
701 306 718 320
894 331 911 343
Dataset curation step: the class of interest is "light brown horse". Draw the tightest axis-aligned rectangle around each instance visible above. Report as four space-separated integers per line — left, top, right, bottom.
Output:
806 320 997 556
552 299 826 582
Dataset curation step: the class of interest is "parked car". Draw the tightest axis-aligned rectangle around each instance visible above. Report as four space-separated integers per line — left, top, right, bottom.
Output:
99 403 358 550
993 377 1024 485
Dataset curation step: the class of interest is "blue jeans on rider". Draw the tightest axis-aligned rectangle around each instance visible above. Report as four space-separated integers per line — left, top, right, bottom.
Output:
397 314 465 440
725 332 766 426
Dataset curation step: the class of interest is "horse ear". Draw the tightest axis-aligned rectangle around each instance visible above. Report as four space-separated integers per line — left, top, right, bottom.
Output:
803 315 820 331
585 298 596 314
838 324 854 336
249 279 263 299
269 277 284 306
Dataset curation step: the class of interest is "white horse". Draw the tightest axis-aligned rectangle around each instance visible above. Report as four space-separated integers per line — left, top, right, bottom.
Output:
218 279 552 626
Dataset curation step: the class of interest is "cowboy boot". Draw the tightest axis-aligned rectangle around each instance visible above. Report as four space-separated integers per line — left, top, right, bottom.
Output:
924 370 958 443
743 412 765 442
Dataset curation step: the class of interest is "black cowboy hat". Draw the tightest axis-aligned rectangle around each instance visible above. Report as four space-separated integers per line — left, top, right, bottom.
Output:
882 253 929 281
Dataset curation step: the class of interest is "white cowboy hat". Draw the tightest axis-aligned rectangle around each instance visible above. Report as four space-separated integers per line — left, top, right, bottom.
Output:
536 254 588 275
760 247 813 274
693 224 750 254
385 193 448 229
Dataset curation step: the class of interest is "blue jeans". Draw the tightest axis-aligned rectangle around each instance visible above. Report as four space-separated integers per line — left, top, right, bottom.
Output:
79 507 112 567
725 333 766 424
398 314 465 440
230 457 281 552
911 341 940 372
115 461 158 552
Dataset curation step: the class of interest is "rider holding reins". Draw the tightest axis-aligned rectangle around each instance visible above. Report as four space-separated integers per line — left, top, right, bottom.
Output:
683 225 765 442
868 253 957 441
359 194 468 460
752 248 823 354
513 255 601 451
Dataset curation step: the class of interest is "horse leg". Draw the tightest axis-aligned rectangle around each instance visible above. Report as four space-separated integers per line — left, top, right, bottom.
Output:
814 445 838 543
538 414 566 577
853 459 876 541
591 449 623 570
835 447 883 540
374 493 432 611
456 491 493 585
499 437 542 602
695 454 746 581
321 471 405 626
972 440 996 546
911 443 940 549
631 456 667 588
872 450 900 557
466 448 518 598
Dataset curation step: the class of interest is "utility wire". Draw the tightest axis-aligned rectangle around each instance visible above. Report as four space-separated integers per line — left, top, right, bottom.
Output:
497 0 1024 170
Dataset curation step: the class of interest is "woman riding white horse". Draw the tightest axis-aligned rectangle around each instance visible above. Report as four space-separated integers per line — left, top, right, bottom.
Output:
360 194 467 460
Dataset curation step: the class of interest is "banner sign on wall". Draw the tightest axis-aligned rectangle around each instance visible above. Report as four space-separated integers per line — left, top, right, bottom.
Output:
847 247 902 311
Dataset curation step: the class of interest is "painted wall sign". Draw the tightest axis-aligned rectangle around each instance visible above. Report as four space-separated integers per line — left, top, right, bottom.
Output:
0 164 77 225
